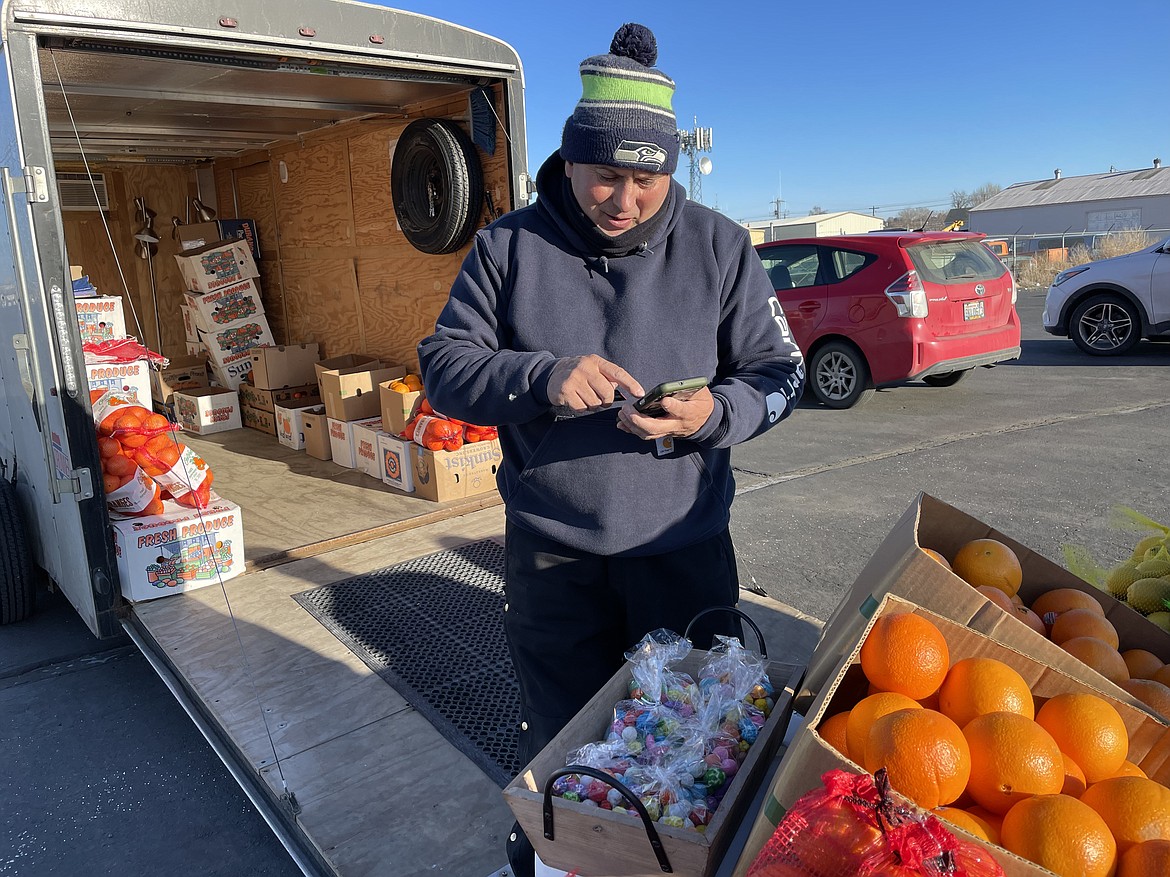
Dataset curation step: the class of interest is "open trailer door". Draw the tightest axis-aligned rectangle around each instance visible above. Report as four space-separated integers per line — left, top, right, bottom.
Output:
0 26 118 635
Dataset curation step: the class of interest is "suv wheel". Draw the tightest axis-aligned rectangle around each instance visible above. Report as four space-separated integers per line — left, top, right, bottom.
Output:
808 341 875 409
1070 294 1141 356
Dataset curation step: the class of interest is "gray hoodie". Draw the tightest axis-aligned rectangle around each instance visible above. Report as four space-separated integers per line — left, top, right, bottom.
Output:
418 153 804 556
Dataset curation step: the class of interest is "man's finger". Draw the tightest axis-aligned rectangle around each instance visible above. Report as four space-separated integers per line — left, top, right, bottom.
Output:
596 360 644 399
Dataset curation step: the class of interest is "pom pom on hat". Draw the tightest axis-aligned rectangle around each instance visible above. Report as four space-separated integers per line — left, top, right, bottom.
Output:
560 23 679 174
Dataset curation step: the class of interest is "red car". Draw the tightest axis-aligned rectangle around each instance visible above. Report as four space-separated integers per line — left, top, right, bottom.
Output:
755 232 1022 408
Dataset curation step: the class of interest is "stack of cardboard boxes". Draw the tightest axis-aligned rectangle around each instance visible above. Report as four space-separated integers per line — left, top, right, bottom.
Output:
74 264 157 410
239 344 322 435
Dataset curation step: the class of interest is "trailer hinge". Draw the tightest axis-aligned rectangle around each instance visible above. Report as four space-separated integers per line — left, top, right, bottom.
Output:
58 467 94 500
13 166 50 203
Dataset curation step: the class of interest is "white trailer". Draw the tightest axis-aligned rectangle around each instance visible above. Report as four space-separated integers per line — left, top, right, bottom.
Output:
0 2 528 872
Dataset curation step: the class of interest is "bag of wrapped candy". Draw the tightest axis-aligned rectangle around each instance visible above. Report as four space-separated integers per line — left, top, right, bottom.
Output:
624 628 698 709
746 769 1005 877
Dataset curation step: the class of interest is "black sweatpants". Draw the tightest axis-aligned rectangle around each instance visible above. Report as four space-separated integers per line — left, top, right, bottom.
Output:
502 520 743 769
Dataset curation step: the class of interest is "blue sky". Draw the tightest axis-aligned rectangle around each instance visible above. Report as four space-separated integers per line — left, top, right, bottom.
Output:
397 0 1168 223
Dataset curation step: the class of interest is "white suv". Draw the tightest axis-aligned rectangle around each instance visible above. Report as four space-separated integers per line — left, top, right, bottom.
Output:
1043 236 1170 354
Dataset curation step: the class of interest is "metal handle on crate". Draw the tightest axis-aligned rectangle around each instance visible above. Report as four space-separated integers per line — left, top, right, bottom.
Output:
683 605 767 658
543 765 673 874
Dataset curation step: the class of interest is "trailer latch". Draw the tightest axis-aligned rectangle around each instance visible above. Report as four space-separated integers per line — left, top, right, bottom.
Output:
58 467 95 500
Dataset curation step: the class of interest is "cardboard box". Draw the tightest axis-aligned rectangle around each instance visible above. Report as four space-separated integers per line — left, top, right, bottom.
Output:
184 279 264 330
275 403 324 451
177 218 260 260
75 296 126 344
185 341 204 357
85 358 152 410
351 420 387 479
201 318 275 380
174 239 260 294
327 416 383 469
801 492 1170 716
301 409 332 461
376 434 415 493
237 381 320 414
248 343 320 390
208 360 251 392
740 595 1170 877
241 404 277 435
173 387 242 435
504 653 803 877
313 353 380 386
111 497 245 602
410 439 502 502
150 355 209 409
320 363 405 423
379 379 425 436
70 264 83 281
179 301 200 343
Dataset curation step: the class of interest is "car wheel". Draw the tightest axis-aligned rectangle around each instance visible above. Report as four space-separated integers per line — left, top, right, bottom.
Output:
1069 294 1141 356
922 369 972 387
808 341 874 409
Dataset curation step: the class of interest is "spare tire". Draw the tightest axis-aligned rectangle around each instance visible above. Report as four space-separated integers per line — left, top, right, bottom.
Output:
0 475 35 624
392 118 484 255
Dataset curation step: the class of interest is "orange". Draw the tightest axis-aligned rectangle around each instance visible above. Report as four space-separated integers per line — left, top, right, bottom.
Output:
1119 678 1170 721
975 584 1016 612
1123 649 1166 681
1035 692 1129 783
845 692 922 762
1014 604 1048 636
1060 637 1130 684
933 806 992 843
1107 760 1148 780
1080 776 1170 853
963 711 1065 814
1031 588 1106 621
952 538 1023 596
859 612 950 700
1060 753 1088 797
816 710 850 757
1050 608 1121 649
1119 839 1170 877
1000 794 1117 877
1152 664 1170 688
863 708 971 810
916 690 941 711
938 656 1035 728
921 547 952 570
966 806 1004 844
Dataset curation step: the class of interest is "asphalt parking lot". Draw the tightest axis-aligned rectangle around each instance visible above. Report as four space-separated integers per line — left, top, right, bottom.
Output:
3 289 1168 876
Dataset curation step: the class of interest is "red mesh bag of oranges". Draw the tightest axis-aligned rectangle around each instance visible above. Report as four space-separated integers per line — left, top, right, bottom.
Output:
746 769 1004 877
401 399 464 451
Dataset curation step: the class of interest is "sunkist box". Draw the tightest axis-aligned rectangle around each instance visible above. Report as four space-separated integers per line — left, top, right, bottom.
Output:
237 381 320 414
799 492 1170 718
736 594 1170 877
376 434 414 493
379 378 425 436
248 343 320 390
275 403 324 451
328 416 383 469
85 358 152 410
320 362 405 423
75 296 126 344
410 439 502 502
151 355 209 413
173 239 260 294
201 320 275 390
110 497 245 602
172 387 242 435
301 409 331 461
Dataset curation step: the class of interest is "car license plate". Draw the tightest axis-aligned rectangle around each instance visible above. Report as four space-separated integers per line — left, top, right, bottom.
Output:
963 300 985 321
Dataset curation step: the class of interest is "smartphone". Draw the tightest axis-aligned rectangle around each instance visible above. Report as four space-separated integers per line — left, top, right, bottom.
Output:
634 377 709 416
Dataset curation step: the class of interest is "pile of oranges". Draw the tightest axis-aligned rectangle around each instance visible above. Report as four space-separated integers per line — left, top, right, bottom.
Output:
924 537 1170 723
817 610 1170 877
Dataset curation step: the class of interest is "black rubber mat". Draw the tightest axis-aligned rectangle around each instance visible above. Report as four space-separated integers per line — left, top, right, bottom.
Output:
292 539 519 788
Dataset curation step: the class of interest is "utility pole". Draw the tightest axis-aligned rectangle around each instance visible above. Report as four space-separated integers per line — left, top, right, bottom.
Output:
677 117 713 203
771 197 784 219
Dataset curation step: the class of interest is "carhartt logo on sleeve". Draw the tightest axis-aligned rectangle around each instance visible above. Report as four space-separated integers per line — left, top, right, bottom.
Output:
613 141 667 170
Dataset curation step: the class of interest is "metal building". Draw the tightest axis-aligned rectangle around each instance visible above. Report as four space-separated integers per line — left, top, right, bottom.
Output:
743 210 884 244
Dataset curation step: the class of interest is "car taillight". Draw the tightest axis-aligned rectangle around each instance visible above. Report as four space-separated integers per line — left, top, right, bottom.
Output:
1010 271 1017 305
885 271 928 318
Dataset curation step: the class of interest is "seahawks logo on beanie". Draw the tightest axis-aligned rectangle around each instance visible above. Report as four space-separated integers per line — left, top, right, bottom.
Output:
560 23 680 174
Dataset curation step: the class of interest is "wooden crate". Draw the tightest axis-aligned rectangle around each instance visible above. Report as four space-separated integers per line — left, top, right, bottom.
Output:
503 654 804 877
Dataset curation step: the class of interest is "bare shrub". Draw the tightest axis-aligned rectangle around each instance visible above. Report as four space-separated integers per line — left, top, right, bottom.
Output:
1095 228 1152 259
1016 257 1069 289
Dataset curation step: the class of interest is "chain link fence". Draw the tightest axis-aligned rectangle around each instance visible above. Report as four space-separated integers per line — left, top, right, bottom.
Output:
980 228 1170 289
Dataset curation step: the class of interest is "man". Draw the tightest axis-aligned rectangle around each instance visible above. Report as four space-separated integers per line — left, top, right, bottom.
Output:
417 22 804 875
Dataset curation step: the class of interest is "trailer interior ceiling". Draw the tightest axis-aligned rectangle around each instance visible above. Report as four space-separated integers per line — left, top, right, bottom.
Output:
36 35 516 566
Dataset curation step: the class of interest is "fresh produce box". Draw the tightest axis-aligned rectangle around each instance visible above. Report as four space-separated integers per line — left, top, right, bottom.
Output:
504 643 803 877
741 594 1170 877
802 493 1170 719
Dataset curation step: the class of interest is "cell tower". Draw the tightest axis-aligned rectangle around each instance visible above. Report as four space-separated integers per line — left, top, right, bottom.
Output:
677 117 713 203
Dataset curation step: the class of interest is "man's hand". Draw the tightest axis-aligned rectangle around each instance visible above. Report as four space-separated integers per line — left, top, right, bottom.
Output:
618 387 715 440
547 355 644 415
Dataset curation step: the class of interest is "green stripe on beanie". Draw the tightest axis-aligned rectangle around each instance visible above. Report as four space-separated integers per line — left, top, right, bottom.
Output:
580 73 675 113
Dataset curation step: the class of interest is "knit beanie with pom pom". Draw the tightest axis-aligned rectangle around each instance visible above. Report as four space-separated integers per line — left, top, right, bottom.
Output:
559 23 679 174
